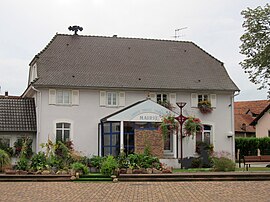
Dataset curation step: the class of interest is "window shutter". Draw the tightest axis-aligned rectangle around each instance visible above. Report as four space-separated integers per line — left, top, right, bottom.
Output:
169 93 176 106
191 93 198 107
72 90 79 105
49 89 56 105
149 93 157 102
210 94 217 108
100 91 106 106
118 92 125 107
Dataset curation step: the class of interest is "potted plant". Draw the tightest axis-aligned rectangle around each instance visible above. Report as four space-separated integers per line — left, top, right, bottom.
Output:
159 115 179 139
198 100 213 114
184 117 203 137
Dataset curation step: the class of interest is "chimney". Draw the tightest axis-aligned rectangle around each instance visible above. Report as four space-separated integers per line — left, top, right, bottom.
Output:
4 91 8 97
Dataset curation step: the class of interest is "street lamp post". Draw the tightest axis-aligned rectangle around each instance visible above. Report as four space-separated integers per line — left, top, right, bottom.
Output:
175 102 187 169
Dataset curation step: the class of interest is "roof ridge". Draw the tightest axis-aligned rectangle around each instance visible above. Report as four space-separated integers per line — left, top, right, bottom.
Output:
29 33 194 66
55 33 193 44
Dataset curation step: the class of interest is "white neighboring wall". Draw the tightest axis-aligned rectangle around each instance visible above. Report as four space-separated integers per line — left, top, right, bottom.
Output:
256 110 270 138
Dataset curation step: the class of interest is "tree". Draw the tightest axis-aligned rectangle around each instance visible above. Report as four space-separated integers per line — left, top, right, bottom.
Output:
240 4 270 98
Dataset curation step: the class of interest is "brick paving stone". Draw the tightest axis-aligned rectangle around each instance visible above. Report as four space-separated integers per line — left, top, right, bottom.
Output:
0 181 270 202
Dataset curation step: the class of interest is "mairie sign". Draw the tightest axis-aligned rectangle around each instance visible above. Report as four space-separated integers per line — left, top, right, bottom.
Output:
131 112 161 122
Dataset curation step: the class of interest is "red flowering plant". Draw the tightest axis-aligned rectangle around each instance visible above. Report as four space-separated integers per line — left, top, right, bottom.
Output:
198 100 213 114
184 117 203 137
159 115 179 139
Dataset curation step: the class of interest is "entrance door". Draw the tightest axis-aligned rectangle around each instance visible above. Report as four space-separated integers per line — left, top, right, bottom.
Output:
101 122 120 156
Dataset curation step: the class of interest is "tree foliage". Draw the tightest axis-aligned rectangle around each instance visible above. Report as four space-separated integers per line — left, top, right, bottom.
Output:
240 4 270 98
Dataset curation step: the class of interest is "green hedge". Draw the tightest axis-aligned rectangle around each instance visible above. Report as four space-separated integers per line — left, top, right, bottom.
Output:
235 137 270 158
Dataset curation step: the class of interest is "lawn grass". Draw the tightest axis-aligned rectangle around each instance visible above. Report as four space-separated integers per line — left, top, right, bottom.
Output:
235 167 270 172
173 167 270 172
173 168 212 173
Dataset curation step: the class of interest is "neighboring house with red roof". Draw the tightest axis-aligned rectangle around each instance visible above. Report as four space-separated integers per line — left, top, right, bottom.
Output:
234 100 269 137
20 31 239 165
250 103 270 138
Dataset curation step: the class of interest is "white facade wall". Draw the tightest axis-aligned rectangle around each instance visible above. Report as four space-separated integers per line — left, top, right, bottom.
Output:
34 88 235 159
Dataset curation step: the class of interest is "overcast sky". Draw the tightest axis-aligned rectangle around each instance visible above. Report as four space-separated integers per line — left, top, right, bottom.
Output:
0 0 268 101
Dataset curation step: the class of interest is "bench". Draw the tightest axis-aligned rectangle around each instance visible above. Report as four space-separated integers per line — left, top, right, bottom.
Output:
243 155 270 171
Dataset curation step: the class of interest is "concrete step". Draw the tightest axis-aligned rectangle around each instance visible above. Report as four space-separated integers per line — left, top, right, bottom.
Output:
0 174 71 182
118 172 270 181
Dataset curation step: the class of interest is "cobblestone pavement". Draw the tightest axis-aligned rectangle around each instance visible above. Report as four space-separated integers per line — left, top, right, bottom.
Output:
0 181 270 202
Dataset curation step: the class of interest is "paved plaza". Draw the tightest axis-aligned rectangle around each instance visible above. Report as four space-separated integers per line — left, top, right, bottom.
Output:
0 181 270 201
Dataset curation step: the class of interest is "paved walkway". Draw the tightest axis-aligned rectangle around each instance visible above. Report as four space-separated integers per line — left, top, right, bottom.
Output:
0 181 270 201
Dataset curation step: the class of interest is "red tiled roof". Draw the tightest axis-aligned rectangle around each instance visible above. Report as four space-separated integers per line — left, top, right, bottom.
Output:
234 100 269 115
234 100 269 132
250 104 270 126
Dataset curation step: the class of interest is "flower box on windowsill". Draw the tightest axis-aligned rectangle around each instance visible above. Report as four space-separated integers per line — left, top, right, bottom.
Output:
198 101 213 114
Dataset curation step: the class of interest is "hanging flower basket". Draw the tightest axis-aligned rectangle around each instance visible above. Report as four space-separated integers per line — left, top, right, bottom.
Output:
198 100 213 114
159 115 179 139
184 117 203 137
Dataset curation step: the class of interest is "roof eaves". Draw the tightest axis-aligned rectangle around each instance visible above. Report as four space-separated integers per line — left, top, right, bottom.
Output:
32 83 238 92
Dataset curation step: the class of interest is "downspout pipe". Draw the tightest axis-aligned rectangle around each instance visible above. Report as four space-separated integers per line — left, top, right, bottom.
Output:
31 86 41 153
231 91 240 162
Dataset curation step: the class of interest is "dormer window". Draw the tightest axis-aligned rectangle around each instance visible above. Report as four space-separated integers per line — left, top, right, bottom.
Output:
30 63 38 83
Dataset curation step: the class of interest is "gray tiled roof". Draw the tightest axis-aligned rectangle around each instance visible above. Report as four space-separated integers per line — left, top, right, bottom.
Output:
32 34 239 91
0 97 36 132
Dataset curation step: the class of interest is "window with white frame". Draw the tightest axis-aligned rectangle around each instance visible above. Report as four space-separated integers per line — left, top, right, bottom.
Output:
198 94 209 103
56 90 71 105
196 125 212 145
56 123 71 142
100 91 125 107
29 63 38 83
149 93 176 107
191 93 216 108
107 92 118 106
157 93 168 103
49 89 79 106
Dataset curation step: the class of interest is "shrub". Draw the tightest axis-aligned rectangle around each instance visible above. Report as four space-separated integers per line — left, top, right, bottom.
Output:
90 155 104 168
30 152 47 171
71 162 89 175
235 137 259 158
0 149 11 172
14 137 33 158
17 156 29 171
117 152 129 169
101 156 118 176
0 141 13 157
258 137 270 155
212 157 235 172
191 158 202 168
119 153 160 169
54 141 72 169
